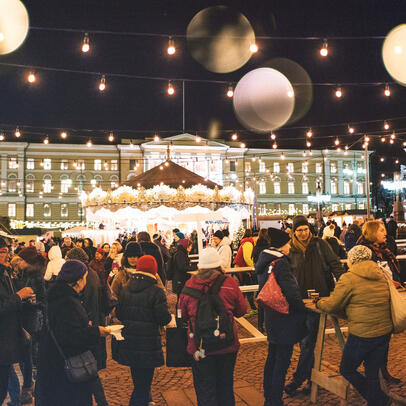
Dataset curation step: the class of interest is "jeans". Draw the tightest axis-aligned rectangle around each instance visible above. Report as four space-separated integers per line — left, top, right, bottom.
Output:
264 343 294 406
129 367 155 406
340 333 391 406
292 311 319 386
192 352 237 406
0 364 11 405
8 365 20 405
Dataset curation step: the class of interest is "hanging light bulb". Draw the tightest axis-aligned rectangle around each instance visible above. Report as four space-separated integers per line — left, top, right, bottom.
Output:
320 39 328 57
153 134 160 142
86 139 92 147
231 133 238 141
381 137 386 142
240 142 246 149
108 132 114 142
334 138 340 146
396 159 399 164
348 125 355 134
129 141 134 149
167 37 176 55
403 141 406 147
345 145 349 150
81 33 90 53
280 153 285 160
226 85 234 98
380 157 385 162
272 142 277 149
384 83 391 97
306 141 311 148
14 127 21 138
167 81 175 95
99 75 106 91
302 150 307 157
390 139 394 144
196 136 201 143
306 129 313 138
0 133 4 141
60 131 67 139
383 121 390 130
365 136 370 143
270 133 276 140
335 86 343 98
250 43 258 53
43 137 49 145
391 132 396 139
27 72 36 84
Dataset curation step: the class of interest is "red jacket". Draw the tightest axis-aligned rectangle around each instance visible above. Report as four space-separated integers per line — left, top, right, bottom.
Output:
179 270 247 356
233 237 254 267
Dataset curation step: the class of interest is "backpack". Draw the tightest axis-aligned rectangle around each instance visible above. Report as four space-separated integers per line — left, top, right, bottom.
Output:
181 274 234 352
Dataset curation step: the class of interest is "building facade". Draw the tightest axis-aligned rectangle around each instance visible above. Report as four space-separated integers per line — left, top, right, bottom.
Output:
0 134 368 228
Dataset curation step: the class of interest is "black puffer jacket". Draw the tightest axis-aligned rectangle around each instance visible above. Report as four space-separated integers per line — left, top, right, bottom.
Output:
171 245 190 294
0 264 24 365
113 272 171 367
139 241 165 285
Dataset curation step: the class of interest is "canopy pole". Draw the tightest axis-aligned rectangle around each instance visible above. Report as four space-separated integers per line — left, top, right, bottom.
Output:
197 220 204 255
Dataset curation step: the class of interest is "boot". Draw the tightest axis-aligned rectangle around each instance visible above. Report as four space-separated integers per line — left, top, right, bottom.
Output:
284 381 301 397
381 367 401 384
20 384 33 404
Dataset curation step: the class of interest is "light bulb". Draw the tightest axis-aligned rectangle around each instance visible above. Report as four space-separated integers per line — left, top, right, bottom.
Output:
403 141 406 147
390 139 394 144
167 81 175 95
196 136 201 143
15 127 21 138
395 45 402 54
396 160 399 164
27 72 36 83
306 129 312 138
226 85 234 98
167 38 176 55
231 133 238 141
334 138 340 145
270 133 276 140
306 141 311 148
335 87 343 98
272 142 277 149
154 134 160 142
320 40 328 57
384 84 391 97
86 139 92 147
43 137 49 145
365 136 370 142
99 75 106 91
129 141 134 149
250 43 258 53
344 145 349 150
280 153 285 160
0 32 4 42
380 157 385 162
108 132 114 142
240 142 246 149
384 121 390 130
391 133 396 139
81 33 90 53
381 137 386 142
348 125 354 134
60 131 67 139
0 133 4 141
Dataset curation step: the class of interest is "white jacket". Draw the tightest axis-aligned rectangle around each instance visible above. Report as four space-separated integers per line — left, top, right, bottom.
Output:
217 239 232 268
44 246 65 281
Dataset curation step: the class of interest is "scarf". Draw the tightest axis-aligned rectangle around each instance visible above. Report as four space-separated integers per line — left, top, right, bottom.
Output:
372 242 400 276
292 234 313 254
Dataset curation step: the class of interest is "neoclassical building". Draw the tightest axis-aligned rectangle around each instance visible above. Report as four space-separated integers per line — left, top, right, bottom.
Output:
0 134 367 228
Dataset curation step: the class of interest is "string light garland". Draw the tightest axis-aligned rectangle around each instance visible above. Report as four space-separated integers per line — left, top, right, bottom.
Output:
14 127 21 138
320 40 328 57
27 72 36 84
99 75 106 91
81 33 90 53
167 81 175 95
226 85 234 98
167 37 176 55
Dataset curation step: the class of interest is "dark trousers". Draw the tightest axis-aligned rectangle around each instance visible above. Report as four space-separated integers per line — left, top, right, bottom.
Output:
91 375 109 406
192 352 237 406
129 366 155 406
292 312 319 386
264 342 294 406
0 364 11 404
340 333 390 406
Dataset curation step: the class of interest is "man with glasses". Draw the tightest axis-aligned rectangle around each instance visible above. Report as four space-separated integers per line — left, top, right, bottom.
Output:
285 216 344 397
0 238 35 404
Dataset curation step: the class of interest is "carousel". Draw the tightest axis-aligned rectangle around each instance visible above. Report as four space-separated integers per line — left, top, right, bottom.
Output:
80 160 254 250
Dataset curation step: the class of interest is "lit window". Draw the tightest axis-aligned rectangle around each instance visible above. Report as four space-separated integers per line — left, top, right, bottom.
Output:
8 203 16 217
61 204 68 217
287 163 294 173
358 202 365 209
316 163 322 174
8 177 17 192
288 204 295 215
330 163 337 174
344 181 350 195
259 161 265 173
259 182 266 194
43 159 51 170
61 160 68 170
303 204 309 215
78 160 85 170
111 160 118 171
273 162 280 173
9 157 18 169
288 182 295 194
229 161 236 172
94 160 102 171
345 204 352 210
259 204 267 215
302 182 309 194
43 178 52 193
302 162 308 173
245 162 251 173
357 182 364 195
26 176 34 193
43 204 51 217
26 158 34 170
332 204 339 212
26 204 34 217
274 182 280 194
61 178 71 193
330 181 337 194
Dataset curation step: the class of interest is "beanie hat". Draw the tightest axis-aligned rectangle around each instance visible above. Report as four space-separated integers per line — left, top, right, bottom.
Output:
124 242 142 258
96 248 105 254
198 247 222 269
323 224 335 238
213 230 224 239
65 247 89 263
347 245 372 265
18 247 39 265
178 238 190 250
292 215 310 232
136 255 158 275
58 259 87 283
268 228 291 249
175 232 185 240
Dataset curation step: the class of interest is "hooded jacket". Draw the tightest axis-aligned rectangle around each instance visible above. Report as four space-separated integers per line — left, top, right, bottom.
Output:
179 269 247 356
233 237 255 267
317 260 393 338
216 238 232 268
44 246 65 281
113 272 171 367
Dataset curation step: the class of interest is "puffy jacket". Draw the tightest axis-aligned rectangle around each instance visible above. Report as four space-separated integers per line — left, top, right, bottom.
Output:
44 246 65 281
179 269 247 356
113 272 171 367
233 237 255 267
216 239 232 268
317 260 393 338
139 241 165 285
171 245 191 294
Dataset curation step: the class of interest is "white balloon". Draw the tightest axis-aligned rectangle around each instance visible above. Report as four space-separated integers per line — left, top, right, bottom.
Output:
233 68 295 133
382 24 406 86
0 0 29 55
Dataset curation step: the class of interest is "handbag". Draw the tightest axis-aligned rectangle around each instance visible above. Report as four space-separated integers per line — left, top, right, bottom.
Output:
49 328 98 383
256 259 289 314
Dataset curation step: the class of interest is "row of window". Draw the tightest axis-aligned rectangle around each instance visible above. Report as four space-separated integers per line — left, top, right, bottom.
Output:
8 158 119 171
258 181 365 195
8 203 84 218
258 202 366 216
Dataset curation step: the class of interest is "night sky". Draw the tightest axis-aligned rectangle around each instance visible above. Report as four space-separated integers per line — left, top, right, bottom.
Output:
1 0 406 152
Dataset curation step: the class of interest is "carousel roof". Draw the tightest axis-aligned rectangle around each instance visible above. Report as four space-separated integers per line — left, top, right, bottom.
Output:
124 159 221 190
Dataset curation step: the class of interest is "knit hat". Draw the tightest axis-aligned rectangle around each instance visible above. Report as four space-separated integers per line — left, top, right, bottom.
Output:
96 248 105 254
292 215 310 232
124 242 142 258
198 247 222 269
178 238 190 250
136 255 158 275
213 230 224 239
268 228 291 249
175 232 185 240
58 259 87 283
323 224 335 238
347 245 372 265
18 247 39 265
65 247 89 263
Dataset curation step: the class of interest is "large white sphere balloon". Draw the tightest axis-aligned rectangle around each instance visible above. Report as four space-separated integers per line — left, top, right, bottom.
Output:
382 24 406 86
0 0 29 55
233 67 295 133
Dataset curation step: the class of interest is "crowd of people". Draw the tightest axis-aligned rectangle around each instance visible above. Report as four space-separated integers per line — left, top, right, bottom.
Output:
0 215 404 406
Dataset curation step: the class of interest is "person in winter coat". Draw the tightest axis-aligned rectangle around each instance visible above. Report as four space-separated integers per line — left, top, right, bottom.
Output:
44 245 65 281
344 222 362 251
316 245 395 406
0 239 34 404
113 255 171 406
170 238 192 297
35 260 110 406
212 230 232 268
179 247 247 406
153 234 171 275
60 236 74 258
322 224 347 259
285 215 343 396
256 228 307 406
84 238 97 261
89 249 108 286
387 216 398 239
104 242 123 284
